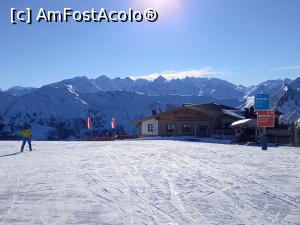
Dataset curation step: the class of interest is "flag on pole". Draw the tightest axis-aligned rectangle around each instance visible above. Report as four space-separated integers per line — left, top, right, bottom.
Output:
86 115 92 129
111 116 116 129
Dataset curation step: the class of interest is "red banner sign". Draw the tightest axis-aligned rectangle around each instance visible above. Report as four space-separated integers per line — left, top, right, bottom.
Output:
257 110 275 127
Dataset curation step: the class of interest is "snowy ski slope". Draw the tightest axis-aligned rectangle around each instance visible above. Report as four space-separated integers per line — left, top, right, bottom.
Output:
0 140 299 225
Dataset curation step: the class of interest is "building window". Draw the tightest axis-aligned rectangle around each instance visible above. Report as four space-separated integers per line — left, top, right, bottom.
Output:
183 125 192 133
148 124 154 132
167 124 175 132
199 125 208 134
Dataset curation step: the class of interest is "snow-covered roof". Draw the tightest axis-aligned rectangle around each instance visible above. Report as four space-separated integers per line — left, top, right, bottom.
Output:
230 118 257 128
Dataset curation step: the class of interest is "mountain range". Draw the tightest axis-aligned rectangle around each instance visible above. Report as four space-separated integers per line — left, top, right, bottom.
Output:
0 75 299 140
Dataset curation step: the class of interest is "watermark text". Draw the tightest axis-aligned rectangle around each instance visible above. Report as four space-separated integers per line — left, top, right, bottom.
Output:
11 8 158 24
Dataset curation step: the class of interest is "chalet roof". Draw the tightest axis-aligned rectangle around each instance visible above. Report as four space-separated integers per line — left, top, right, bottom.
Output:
135 103 244 124
187 104 244 119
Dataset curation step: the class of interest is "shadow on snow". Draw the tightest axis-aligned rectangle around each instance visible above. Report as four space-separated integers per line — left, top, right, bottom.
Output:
0 152 20 158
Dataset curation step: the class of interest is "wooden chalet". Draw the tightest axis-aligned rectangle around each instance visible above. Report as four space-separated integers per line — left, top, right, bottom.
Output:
135 103 244 137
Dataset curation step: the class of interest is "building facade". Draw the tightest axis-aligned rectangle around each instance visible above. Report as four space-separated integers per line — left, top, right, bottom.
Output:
136 103 244 137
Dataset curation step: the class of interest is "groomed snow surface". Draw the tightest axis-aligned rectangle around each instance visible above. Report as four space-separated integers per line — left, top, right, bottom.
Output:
0 140 299 225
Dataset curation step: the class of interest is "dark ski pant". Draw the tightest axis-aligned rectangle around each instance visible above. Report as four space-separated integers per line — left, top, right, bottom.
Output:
21 138 32 151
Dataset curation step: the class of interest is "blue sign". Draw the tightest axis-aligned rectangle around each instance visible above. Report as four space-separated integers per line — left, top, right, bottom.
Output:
255 94 270 110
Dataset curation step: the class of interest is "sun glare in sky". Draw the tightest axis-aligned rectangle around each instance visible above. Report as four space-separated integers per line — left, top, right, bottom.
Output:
130 0 185 18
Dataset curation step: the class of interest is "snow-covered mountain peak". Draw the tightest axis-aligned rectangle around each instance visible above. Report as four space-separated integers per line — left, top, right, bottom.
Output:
5 86 37 96
95 75 110 80
153 75 167 83
49 76 103 93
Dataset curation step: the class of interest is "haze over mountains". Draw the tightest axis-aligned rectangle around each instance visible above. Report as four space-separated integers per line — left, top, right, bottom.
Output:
0 75 299 140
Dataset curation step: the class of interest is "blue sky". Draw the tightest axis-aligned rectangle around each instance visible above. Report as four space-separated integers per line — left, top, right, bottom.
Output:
1 0 300 90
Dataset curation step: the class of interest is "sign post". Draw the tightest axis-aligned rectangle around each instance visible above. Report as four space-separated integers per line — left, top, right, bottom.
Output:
262 127 267 150
257 110 275 127
255 94 273 150
257 110 275 150
255 94 270 110
256 110 275 150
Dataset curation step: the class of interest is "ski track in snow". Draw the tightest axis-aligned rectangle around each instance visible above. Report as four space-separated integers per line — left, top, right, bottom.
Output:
0 140 299 225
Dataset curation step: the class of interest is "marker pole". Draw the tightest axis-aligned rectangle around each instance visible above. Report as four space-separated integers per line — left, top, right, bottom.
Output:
262 127 267 150
90 115 93 141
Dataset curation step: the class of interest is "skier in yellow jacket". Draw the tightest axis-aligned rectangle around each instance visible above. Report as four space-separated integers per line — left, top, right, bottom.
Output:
21 126 32 152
